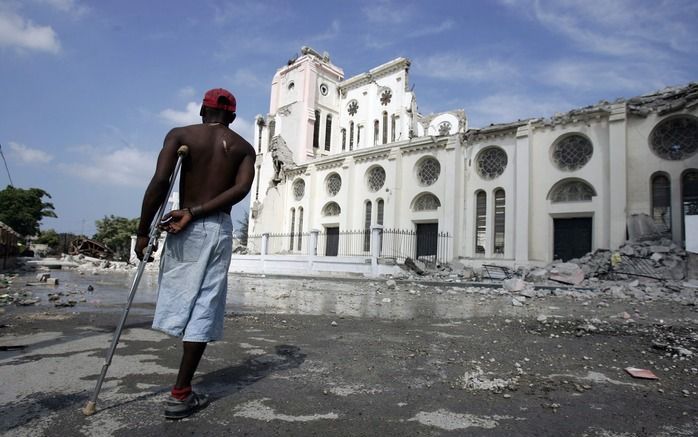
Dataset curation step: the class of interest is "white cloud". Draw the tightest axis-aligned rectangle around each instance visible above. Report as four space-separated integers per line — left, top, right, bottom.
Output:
308 19 340 42
412 20 454 38
541 59 683 93
59 146 155 188
413 54 518 83
362 0 414 24
177 86 196 99
227 69 268 91
0 10 61 53
7 142 53 164
467 93 573 128
232 116 254 144
504 0 698 60
159 102 201 126
34 0 89 17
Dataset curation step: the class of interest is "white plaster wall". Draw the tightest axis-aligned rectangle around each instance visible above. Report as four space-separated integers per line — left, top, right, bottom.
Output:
625 110 698 242
528 119 611 262
463 138 517 260
427 113 459 136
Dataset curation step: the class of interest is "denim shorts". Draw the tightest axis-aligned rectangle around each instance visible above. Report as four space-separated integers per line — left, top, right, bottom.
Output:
152 212 233 342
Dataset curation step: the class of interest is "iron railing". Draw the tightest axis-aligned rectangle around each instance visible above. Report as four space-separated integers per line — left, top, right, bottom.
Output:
247 228 452 265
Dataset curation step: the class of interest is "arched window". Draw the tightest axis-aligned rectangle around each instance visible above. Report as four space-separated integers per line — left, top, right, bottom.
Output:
364 201 372 251
324 115 332 151
289 208 295 251
357 124 363 147
475 191 486 254
297 207 304 251
493 189 505 254
349 122 354 151
412 193 441 211
548 179 596 202
341 128 346 151
267 120 275 151
651 173 671 233
313 110 320 149
254 165 261 200
377 199 384 225
322 202 341 216
391 114 397 142
374 120 379 146
256 118 264 153
683 170 698 238
382 111 388 144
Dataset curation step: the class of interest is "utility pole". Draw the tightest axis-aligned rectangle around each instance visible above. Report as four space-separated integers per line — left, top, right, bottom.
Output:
0 143 14 186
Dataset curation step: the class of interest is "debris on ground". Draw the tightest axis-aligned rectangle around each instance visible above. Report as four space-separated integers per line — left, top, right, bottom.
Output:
625 367 659 380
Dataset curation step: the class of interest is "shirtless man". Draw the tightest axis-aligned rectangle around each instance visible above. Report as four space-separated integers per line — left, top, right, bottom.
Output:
136 88 255 419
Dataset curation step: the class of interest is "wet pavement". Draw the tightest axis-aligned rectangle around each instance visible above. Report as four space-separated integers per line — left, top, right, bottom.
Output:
0 269 697 436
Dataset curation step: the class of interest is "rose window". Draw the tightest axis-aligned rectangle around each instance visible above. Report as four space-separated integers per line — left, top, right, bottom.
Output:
292 179 305 200
367 166 386 192
347 100 359 116
413 193 441 211
417 158 440 186
552 135 593 170
380 89 392 106
438 121 451 136
326 173 342 196
650 116 698 160
550 180 595 202
323 202 341 216
476 147 507 179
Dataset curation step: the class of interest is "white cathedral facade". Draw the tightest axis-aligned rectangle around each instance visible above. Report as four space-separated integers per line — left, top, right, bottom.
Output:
247 46 698 265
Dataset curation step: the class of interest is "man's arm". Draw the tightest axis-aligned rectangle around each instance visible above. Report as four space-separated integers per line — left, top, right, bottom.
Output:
190 145 256 217
136 129 181 238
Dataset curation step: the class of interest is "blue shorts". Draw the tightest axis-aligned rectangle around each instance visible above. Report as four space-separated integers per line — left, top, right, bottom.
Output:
152 212 233 342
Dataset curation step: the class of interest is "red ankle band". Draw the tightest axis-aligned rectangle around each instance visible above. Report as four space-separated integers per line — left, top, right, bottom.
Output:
171 386 192 400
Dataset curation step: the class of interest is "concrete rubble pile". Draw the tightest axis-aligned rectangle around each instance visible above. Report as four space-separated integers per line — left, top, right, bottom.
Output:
394 240 698 306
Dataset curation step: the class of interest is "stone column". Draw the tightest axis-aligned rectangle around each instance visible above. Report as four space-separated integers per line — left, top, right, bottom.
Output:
514 124 531 263
608 104 628 250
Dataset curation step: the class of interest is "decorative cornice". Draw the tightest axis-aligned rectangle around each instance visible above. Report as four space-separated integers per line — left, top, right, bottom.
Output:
316 159 345 171
338 58 410 93
400 137 448 156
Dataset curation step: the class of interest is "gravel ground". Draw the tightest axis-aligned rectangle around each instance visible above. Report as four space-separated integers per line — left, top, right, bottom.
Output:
0 269 696 436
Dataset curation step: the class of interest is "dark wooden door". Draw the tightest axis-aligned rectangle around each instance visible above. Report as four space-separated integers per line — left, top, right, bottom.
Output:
325 227 339 256
416 223 438 260
553 218 592 261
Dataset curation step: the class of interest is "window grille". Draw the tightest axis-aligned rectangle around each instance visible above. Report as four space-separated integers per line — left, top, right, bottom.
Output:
326 173 342 196
297 207 304 250
348 100 358 116
349 122 354 151
650 116 698 160
364 201 372 251
382 111 388 144
374 120 379 146
651 174 671 233
493 189 505 254
476 147 507 179
325 115 332 151
313 110 320 149
341 128 346 150
475 191 486 254
289 208 295 251
367 166 386 192
377 199 384 225
550 180 595 202
293 179 305 200
417 158 440 186
552 135 593 170
391 115 396 142
438 121 451 136
323 202 341 216
413 193 441 211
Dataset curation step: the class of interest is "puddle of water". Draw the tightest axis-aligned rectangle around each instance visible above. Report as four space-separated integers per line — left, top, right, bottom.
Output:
12 270 516 320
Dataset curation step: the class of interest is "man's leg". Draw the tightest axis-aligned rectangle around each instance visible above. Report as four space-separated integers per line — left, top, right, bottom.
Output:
174 341 207 389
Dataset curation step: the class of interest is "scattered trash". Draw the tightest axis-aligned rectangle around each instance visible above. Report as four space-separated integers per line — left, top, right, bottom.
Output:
625 367 658 380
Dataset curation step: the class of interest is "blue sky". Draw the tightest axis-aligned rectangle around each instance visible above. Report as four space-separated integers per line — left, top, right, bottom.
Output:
1 0 696 236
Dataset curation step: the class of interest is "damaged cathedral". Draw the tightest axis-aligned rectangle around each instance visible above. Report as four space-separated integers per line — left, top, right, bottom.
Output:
247 46 698 265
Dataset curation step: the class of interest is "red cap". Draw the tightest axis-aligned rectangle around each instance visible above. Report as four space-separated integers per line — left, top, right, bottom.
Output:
202 88 236 112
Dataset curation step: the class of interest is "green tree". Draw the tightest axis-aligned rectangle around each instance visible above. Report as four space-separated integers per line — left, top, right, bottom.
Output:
35 228 60 250
0 186 57 236
93 215 139 261
235 210 249 246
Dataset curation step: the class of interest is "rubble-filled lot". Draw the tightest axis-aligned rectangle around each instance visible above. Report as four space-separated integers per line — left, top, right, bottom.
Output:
0 265 696 436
